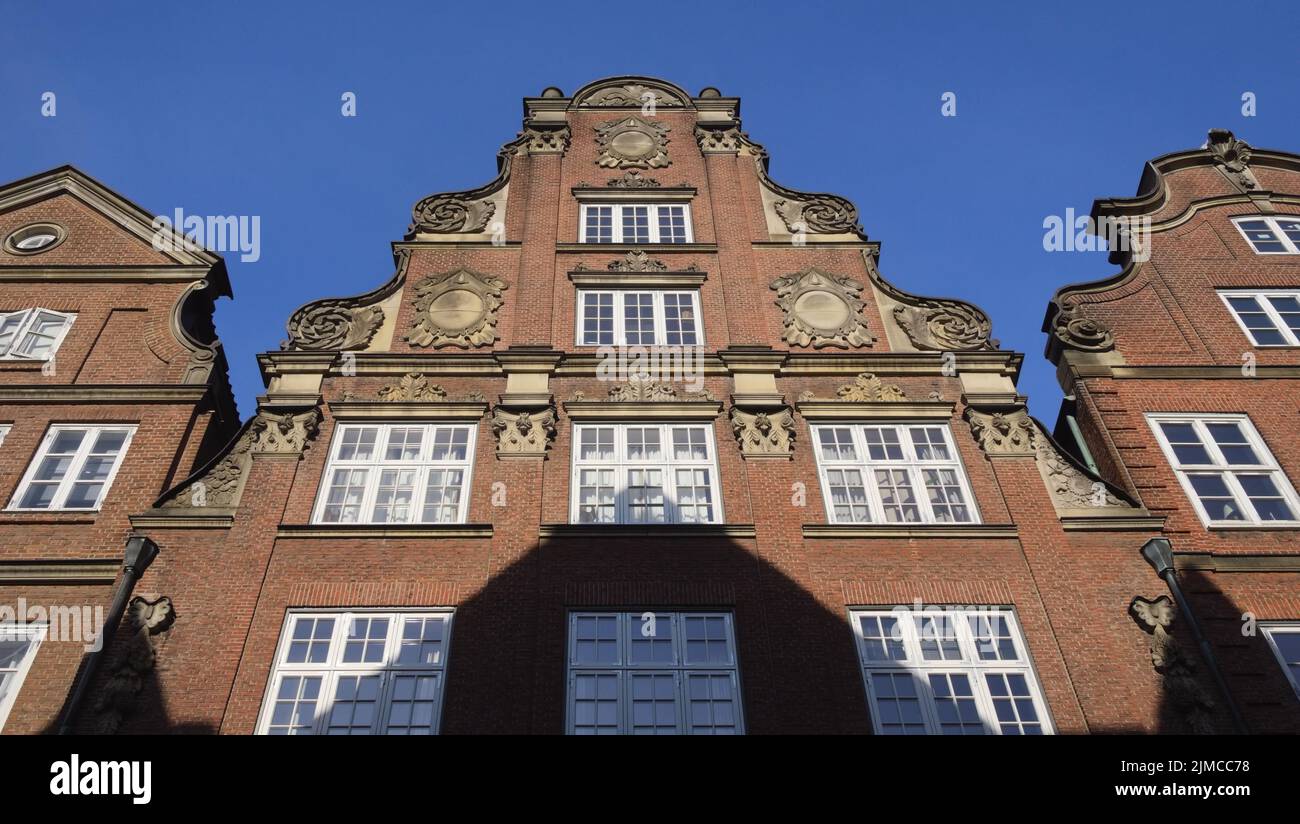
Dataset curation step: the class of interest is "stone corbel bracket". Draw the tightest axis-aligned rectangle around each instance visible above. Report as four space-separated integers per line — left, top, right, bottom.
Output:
92 594 176 734
719 346 795 459
282 249 410 352
491 347 563 459
1130 595 1216 734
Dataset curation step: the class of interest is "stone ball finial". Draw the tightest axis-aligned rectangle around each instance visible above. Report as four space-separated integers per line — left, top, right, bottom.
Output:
540 87 565 99
698 87 721 98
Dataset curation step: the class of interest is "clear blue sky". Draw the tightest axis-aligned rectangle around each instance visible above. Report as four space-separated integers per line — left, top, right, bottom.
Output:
3 1 1297 421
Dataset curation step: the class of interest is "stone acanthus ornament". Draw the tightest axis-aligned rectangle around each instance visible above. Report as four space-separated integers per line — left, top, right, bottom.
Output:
730 407 795 458
769 267 875 348
92 595 176 734
774 195 862 235
1205 128 1259 191
835 372 907 402
520 125 571 154
377 373 447 402
491 406 556 457
581 84 684 108
1052 304 1115 353
607 171 661 188
409 195 496 234
608 250 668 272
1130 595 1216 734
595 116 671 169
408 267 508 348
283 301 384 351
1035 434 1125 509
968 409 1036 455
607 377 678 402
159 408 321 510
695 125 742 153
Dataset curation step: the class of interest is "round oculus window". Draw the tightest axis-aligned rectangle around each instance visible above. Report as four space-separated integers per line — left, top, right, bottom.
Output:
5 223 66 255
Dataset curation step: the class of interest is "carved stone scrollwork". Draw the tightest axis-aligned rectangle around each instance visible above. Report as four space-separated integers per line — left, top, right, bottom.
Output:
730 406 795 459
695 126 742 154
770 267 875 348
596 116 671 169
1052 305 1115 353
892 302 994 352
607 171 661 188
774 195 861 235
1206 128 1259 191
410 195 496 233
1130 596 1216 734
581 84 685 108
835 372 906 402
408 267 508 348
491 406 556 458
92 595 176 734
284 301 384 351
1035 433 1125 508
607 376 679 402
967 408 1036 455
608 250 668 272
377 373 447 402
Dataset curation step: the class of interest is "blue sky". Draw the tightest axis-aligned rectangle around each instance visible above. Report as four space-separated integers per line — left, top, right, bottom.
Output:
3 1 1297 420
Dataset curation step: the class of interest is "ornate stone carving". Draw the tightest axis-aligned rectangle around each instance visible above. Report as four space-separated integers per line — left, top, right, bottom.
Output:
250 408 323 454
377 373 447 402
92 595 176 734
892 302 994 352
1130 595 1216 734
1035 433 1125 508
521 125 570 154
695 126 742 153
835 372 906 402
284 302 384 351
730 407 795 458
408 267 508 348
491 406 556 457
1206 128 1259 191
1052 305 1115 353
607 171 661 188
968 409 1036 455
607 376 679 401
581 83 685 108
608 250 668 272
769 267 875 348
596 116 671 169
774 195 861 235
410 195 496 234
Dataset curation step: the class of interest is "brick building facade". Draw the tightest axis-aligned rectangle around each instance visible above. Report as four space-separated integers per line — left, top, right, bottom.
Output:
1 77 1296 734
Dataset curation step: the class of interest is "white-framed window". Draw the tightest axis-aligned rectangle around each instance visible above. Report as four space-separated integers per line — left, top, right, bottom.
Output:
567 611 743 735
0 623 46 732
1219 289 1300 346
0 425 9 448
580 204 692 244
257 609 453 735
312 423 476 525
1261 623 1300 700
570 423 721 524
8 425 136 511
1232 215 1300 254
0 308 75 360
850 607 1051 735
1148 414 1300 527
576 290 702 346
809 423 978 525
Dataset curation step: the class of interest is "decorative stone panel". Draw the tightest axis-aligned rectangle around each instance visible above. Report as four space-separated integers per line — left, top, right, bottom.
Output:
408 267 508 348
770 267 874 348
595 116 671 169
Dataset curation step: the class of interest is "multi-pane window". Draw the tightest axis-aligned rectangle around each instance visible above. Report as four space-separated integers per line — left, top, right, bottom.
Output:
576 290 701 346
313 423 476 524
580 204 692 244
567 611 743 735
0 308 74 360
1232 215 1300 254
258 610 453 735
1219 290 1300 346
0 624 45 732
1148 414 1299 526
8 425 135 511
1261 624 1300 700
570 424 721 524
850 608 1051 735
810 423 978 524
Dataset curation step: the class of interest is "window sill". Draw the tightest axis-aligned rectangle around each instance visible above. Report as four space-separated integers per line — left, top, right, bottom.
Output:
1204 523 1300 531
540 523 756 540
276 523 494 539
802 523 1018 539
556 242 717 253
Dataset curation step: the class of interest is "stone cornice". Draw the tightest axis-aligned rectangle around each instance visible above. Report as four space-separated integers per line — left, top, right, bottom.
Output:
129 512 236 529
802 524 1019 539
568 270 706 288
327 400 488 420
539 523 756 541
0 559 121 584
1066 361 1300 380
556 242 718 253
0 265 214 282
562 400 723 421
1173 552 1300 572
796 400 956 420
1059 514 1165 532
570 187 697 203
0 385 210 403
276 524 494 539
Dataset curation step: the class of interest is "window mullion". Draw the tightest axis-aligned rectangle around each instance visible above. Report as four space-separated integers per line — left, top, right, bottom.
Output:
1258 298 1297 344
58 428 96 509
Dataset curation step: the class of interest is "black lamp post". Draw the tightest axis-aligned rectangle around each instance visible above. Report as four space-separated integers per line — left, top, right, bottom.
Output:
1140 537 1248 734
57 535 160 735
